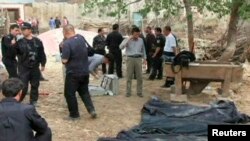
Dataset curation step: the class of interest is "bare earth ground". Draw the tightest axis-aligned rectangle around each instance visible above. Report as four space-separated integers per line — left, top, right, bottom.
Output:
2 56 250 141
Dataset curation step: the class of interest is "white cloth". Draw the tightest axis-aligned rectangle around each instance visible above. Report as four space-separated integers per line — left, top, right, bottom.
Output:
164 33 176 52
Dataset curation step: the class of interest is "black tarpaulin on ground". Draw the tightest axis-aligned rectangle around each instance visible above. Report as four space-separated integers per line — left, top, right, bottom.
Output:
98 99 250 141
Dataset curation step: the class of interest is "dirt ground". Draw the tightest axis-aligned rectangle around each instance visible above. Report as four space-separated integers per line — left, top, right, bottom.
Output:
2 56 250 141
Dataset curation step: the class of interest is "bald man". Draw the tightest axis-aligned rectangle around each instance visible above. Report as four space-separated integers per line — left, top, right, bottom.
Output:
61 24 97 120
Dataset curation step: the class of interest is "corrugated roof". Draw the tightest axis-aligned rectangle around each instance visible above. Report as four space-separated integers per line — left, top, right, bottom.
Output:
0 0 34 4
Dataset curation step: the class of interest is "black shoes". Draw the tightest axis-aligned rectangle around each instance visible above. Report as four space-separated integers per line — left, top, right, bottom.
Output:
126 94 143 97
64 116 80 121
90 111 97 119
137 94 143 98
40 77 49 81
148 76 155 80
65 111 97 121
148 75 162 80
126 94 131 97
30 101 38 107
161 81 174 88
156 77 163 80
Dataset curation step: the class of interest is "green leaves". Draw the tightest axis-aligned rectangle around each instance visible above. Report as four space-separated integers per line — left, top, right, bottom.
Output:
81 0 249 20
239 1 250 20
82 0 139 18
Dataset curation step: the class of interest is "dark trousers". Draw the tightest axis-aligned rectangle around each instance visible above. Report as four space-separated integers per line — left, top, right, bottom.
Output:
95 49 106 74
64 73 95 118
32 26 39 35
19 66 40 102
108 50 122 78
149 57 163 79
34 127 52 141
146 54 152 73
163 53 175 86
3 59 18 78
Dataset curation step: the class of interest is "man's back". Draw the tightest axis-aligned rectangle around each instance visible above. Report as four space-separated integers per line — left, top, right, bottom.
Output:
62 34 89 75
88 54 104 72
0 98 48 141
106 31 123 51
145 33 156 52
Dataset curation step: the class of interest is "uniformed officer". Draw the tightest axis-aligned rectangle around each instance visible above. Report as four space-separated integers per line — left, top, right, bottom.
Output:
17 22 47 106
1 24 20 78
148 27 166 80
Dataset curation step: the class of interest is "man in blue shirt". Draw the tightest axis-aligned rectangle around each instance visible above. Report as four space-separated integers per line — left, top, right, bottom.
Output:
120 27 147 97
88 54 113 79
61 24 96 120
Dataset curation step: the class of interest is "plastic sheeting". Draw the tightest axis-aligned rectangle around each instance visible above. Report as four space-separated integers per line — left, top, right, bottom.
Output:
98 99 250 141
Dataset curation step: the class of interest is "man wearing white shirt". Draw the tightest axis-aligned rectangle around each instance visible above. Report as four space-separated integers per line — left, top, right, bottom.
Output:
162 26 179 88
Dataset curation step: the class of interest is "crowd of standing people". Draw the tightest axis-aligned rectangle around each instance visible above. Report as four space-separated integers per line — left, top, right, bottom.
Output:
17 17 40 35
49 16 69 29
1 22 51 140
0 19 179 140
92 24 179 96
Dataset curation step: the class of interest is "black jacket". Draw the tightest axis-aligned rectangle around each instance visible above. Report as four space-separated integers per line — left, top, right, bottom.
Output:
93 34 106 50
154 34 166 58
1 34 18 61
106 31 123 51
145 33 156 54
17 37 46 68
0 98 49 141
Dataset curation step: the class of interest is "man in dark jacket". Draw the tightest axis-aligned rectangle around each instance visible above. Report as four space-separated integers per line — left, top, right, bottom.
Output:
61 24 97 120
106 24 123 78
144 26 156 74
0 78 51 141
93 28 107 74
1 24 20 78
148 27 165 80
17 22 47 106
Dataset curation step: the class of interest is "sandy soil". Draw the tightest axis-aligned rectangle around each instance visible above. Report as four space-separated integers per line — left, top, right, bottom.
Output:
2 56 250 141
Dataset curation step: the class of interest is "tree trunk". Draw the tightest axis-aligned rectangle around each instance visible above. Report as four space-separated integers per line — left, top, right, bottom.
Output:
183 0 194 52
4 9 10 35
219 0 244 61
188 0 244 95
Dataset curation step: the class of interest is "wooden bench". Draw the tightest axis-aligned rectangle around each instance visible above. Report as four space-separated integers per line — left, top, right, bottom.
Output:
165 61 243 96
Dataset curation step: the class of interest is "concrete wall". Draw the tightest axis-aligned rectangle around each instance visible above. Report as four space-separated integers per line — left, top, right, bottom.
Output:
24 2 82 28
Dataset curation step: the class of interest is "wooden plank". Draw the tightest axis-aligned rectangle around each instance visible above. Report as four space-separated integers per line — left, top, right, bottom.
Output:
222 69 233 97
165 63 243 82
231 67 244 82
166 65 227 80
175 71 182 95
